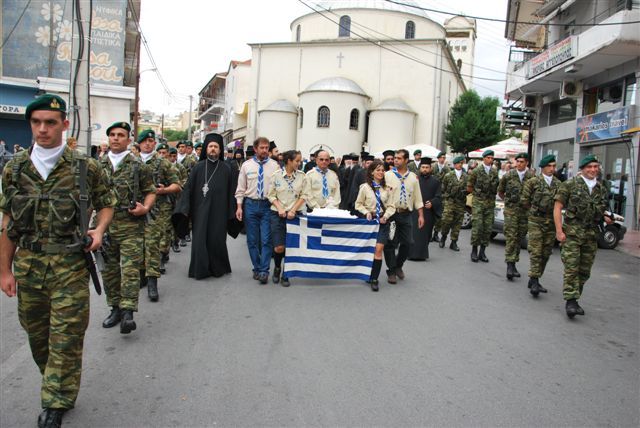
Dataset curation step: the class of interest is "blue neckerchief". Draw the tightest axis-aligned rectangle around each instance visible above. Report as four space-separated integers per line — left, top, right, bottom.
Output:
392 167 409 205
254 156 267 198
372 181 382 221
316 167 329 199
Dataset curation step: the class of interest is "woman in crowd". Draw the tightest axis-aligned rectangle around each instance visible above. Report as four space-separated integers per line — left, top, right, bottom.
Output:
267 150 307 287
355 160 396 292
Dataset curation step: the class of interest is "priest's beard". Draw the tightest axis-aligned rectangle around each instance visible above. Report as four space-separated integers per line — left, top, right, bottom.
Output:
207 154 219 161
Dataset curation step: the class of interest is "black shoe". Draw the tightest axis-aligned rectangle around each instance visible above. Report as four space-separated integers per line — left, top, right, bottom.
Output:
185 234 191 242
432 232 440 242
575 301 585 315
529 277 540 297
102 306 122 328
387 271 398 284
449 240 460 251
273 267 281 284
538 281 548 293
171 241 181 253
147 277 159 302
259 273 268 285
120 310 136 334
512 264 521 278
439 236 446 248
179 239 187 247
140 270 147 288
281 276 290 287
566 299 579 319
471 246 479 262
369 279 379 292
159 259 166 275
161 252 170 263
506 262 515 280
479 246 489 262
395 267 405 280
38 408 66 428
253 271 259 280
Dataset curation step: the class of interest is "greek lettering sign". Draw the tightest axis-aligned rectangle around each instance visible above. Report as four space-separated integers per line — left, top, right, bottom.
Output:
2 0 127 85
576 106 634 143
526 36 575 79
0 105 26 115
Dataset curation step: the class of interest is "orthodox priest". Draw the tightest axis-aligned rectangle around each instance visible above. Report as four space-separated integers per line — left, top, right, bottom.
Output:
409 158 442 260
173 133 237 279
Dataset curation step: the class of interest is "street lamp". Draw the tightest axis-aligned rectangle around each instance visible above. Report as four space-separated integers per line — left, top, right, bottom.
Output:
133 67 157 141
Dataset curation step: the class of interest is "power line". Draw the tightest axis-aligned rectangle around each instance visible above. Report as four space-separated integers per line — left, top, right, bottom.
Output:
383 0 640 27
1 0 32 50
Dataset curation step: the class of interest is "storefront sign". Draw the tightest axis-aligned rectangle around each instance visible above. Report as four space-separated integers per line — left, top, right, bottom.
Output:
576 106 634 143
0 104 26 115
526 36 575 79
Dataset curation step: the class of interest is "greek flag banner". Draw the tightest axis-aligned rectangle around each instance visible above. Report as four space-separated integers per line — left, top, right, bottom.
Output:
284 216 378 281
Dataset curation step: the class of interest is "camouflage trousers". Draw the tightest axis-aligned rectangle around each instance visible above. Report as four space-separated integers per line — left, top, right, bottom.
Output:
15 251 90 409
144 211 162 278
471 197 495 246
561 226 598 301
527 215 555 278
102 218 144 311
504 206 528 263
433 216 442 234
158 203 173 255
440 200 465 241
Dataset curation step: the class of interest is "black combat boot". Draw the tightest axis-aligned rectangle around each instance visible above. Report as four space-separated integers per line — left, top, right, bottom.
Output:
159 257 166 275
432 231 440 242
449 240 460 251
506 262 515 280
537 280 548 293
179 238 187 247
439 235 446 248
171 239 181 253
479 245 489 262
471 246 479 262
38 408 66 428
574 300 585 315
102 306 122 328
185 234 191 242
147 277 159 302
120 310 136 334
512 264 521 278
529 277 541 297
140 270 147 288
565 299 579 318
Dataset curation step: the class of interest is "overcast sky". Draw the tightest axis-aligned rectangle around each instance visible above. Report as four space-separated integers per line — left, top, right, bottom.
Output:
138 0 510 115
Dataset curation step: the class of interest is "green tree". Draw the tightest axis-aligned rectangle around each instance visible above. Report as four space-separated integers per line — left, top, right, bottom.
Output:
163 129 187 142
444 90 505 155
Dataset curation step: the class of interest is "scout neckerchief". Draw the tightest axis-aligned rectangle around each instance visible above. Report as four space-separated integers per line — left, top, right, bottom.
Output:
254 156 268 198
392 167 410 206
316 167 329 199
372 181 382 221
283 169 296 192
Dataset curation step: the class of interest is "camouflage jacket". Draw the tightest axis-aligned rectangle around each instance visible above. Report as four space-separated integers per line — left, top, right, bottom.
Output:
144 153 181 205
468 164 499 200
0 146 116 249
434 163 451 181
441 170 468 204
555 177 608 232
498 169 534 208
99 153 156 221
180 154 197 173
173 162 188 186
520 174 560 218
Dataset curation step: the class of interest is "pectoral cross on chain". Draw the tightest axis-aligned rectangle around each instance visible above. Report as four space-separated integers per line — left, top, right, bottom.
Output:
202 183 209 197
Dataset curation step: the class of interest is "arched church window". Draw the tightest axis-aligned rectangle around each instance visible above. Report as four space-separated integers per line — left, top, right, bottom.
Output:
349 109 359 130
299 107 304 128
339 16 351 37
456 59 462 70
296 25 301 42
317 106 330 128
405 21 415 39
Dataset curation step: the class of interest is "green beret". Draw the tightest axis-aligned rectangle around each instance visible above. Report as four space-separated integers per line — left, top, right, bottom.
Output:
194 142 203 150
137 129 156 143
185 141 193 147
538 154 556 168
176 140 186 148
106 121 131 136
579 154 599 169
168 147 178 154
452 155 465 164
25 94 66 120
156 143 169 151
482 150 495 158
515 152 528 160
437 151 446 158
413 149 422 155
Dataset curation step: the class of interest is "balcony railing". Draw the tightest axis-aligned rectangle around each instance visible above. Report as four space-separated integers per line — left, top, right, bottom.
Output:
508 47 540 71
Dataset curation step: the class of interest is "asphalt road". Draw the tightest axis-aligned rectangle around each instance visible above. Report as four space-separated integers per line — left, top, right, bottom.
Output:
1 229 638 427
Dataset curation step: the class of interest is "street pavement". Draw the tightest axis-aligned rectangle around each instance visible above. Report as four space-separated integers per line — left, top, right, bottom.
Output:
1 228 639 427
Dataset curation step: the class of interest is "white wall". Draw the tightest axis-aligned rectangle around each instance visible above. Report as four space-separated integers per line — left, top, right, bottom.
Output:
257 111 297 152
368 110 415 153
90 96 132 146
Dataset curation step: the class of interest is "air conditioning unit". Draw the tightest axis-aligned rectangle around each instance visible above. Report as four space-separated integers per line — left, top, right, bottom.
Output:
560 80 583 98
600 85 623 102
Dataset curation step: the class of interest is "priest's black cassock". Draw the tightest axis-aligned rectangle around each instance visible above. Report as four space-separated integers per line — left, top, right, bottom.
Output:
409 173 442 260
174 153 237 279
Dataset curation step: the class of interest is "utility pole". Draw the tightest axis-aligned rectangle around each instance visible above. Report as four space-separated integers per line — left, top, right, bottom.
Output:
188 95 193 141
68 0 92 156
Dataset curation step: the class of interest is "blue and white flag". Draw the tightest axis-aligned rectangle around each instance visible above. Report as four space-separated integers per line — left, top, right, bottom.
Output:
284 216 378 281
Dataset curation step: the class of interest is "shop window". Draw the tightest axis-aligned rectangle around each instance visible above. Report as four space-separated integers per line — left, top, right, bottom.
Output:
597 79 624 113
624 75 636 106
339 16 350 37
317 106 330 128
349 109 359 130
299 107 304 128
405 21 415 39
548 98 576 126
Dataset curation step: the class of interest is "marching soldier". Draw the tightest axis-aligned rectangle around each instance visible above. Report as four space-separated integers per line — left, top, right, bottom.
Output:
168 147 188 251
521 154 560 296
554 154 611 318
0 94 116 427
177 140 196 173
439 155 467 251
467 149 499 263
100 122 156 333
137 130 181 301
431 151 450 242
497 152 534 280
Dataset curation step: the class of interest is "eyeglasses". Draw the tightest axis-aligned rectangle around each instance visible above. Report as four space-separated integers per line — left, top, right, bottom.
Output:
317 158 330 161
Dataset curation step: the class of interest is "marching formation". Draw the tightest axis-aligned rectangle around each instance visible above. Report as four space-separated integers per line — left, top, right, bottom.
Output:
0 94 612 427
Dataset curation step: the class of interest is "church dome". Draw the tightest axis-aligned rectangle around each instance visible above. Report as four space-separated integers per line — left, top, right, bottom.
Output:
259 99 298 114
313 0 429 19
371 98 415 113
299 77 368 97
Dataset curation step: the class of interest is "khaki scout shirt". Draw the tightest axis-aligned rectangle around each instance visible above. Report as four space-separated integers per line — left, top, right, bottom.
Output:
304 167 341 209
384 168 422 211
355 183 396 221
235 157 280 204
267 168 307 212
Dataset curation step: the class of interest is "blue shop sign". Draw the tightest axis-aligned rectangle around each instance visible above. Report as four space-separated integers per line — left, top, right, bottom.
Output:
576 106 634 144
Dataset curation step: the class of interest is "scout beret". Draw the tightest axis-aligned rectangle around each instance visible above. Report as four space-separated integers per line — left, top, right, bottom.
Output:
413 149 422 155
185 141 193 147
156 143 169 151
452 155 465 164
137 129 155 143
25 94 66 120
168 147 177 154
579 154 599 169
176 140 186 148
538 154 556 168
382 150 395 158
515 152 528 160
106 121 131 136
194 142 203 150
437 151 446 158
482 150 495 158
420 157 433 165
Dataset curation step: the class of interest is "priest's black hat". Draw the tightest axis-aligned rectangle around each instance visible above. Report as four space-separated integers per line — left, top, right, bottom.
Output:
269 140 277 151
200 133 224 161
420 157 432 165
382 150 395 158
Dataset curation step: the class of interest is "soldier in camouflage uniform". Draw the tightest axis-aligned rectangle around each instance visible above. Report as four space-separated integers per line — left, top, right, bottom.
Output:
431 151 451 242
182 141 198 172
168 147 188 252
439 155 467 251
521 154 560 297
498 152 534 280
467 149 499 263
100 122 156 332
155 143 181 259
0 94 116 428
137 130 182 301
554 154 611 318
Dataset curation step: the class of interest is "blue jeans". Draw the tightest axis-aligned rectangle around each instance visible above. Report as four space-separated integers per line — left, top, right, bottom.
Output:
244 199 273 274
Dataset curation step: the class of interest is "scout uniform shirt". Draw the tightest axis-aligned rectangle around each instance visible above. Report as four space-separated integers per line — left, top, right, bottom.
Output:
384 168 422 212
235 156 280 203
304 167 341 209
355 182 396 221
267 168 307 212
